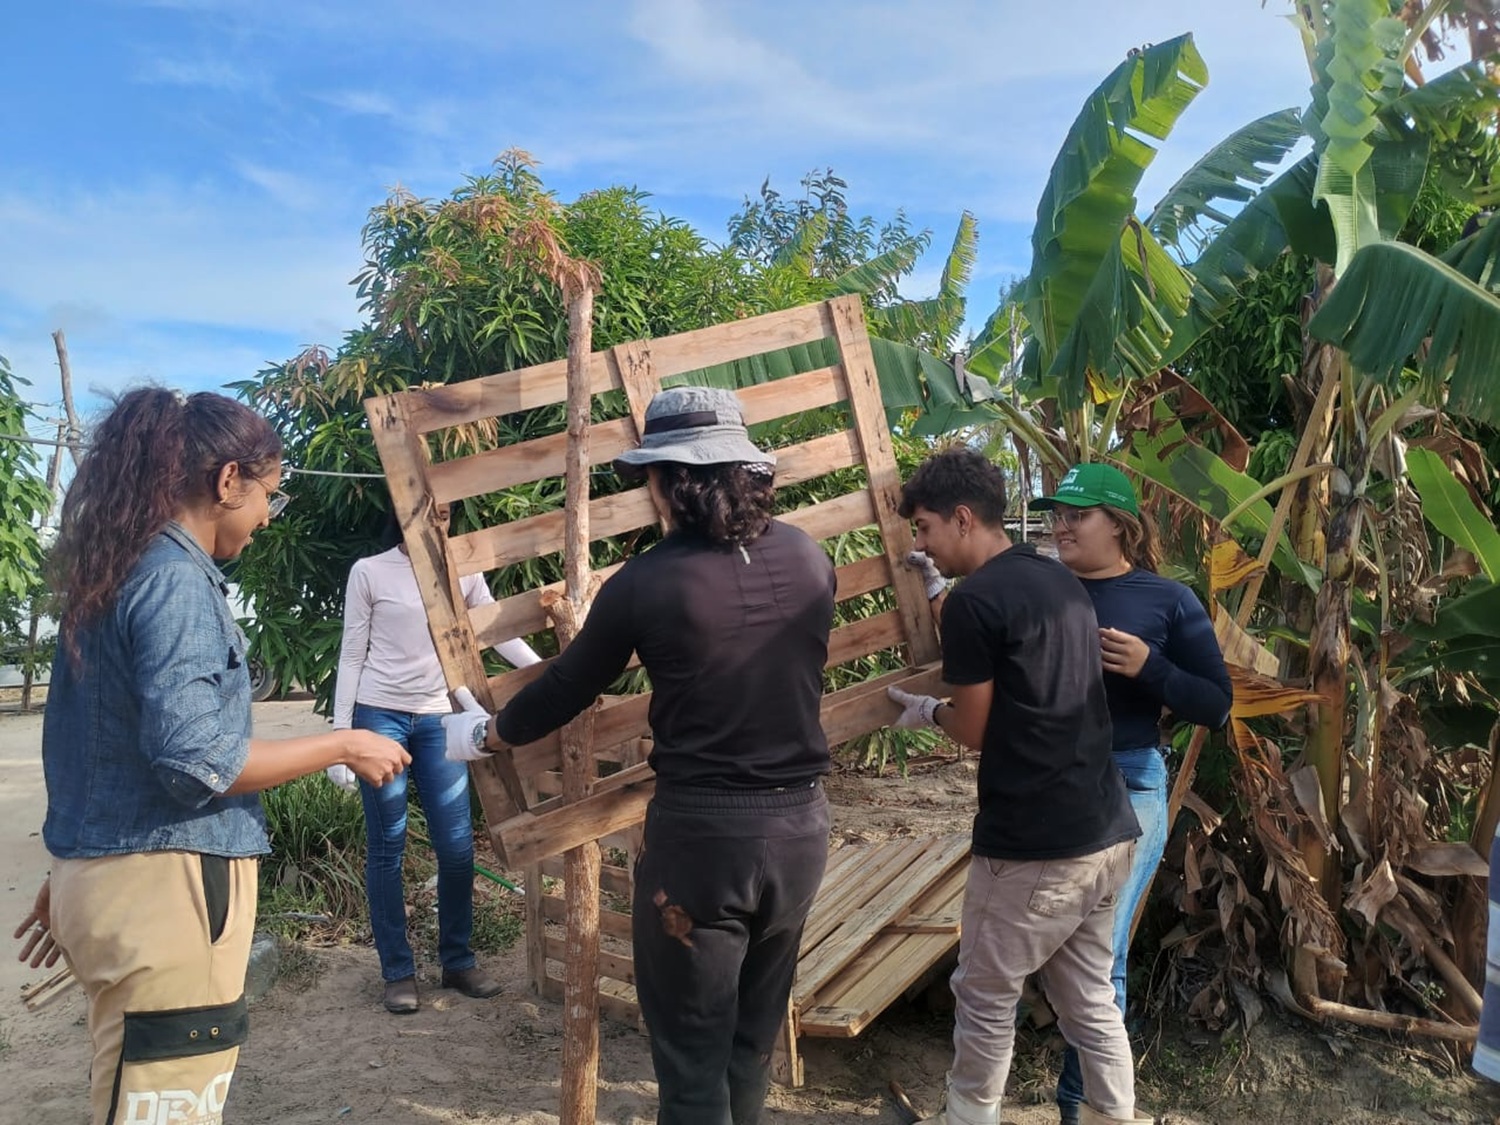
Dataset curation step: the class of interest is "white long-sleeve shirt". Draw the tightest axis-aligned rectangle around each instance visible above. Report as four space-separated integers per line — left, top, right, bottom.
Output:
332 546 541 729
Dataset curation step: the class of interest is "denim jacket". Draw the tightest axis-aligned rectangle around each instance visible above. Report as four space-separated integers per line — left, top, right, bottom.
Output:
42 523 268 858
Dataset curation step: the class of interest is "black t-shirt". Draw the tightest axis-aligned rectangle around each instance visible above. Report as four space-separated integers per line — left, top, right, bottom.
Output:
1079 569 1232 751
940 544 1139 860
495 520 837 789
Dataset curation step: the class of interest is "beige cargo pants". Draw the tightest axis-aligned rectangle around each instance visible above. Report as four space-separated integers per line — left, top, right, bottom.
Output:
51 851 258 1125
946 840 1137 1119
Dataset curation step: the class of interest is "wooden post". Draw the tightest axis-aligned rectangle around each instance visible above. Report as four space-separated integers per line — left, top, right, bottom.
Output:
51 331 83 469
552 267 603 1125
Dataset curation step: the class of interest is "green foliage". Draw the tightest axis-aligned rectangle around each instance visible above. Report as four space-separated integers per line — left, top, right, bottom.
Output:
1175 251 1308 438
1405 447 1500 580
233 155 969 709
258 774 371 932
0 356 54 674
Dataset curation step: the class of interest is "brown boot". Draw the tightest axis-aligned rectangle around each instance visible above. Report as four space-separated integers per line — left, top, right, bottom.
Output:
382 976 419 1014
441 965 502 999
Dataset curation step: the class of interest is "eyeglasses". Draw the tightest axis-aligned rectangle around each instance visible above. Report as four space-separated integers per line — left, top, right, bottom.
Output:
251 477 291 519
1047 507 1095 529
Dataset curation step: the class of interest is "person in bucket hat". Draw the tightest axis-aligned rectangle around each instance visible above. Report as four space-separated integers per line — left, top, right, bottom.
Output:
442 385 835 1125
612 384 775 475
1034 463 1231 1125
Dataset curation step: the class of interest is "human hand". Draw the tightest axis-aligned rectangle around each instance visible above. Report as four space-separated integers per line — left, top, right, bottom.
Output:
14 879 62 970
325 764 360 793
887 685 942 729
443 686 494 762
1099 627 1150 678
904 550 947 601
343 730 410 787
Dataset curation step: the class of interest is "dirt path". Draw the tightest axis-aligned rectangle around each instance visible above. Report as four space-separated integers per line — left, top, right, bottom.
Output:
2 702 1495 1123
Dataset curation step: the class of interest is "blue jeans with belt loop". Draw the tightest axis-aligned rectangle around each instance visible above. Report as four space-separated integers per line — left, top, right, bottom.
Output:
354 704 478 982
1056 745 1169 1117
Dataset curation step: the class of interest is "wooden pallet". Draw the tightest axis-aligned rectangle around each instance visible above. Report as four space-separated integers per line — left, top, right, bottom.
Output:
363 295 953 1082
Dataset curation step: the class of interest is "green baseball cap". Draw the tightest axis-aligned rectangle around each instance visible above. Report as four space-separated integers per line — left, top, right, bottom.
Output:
1031 463 1139 516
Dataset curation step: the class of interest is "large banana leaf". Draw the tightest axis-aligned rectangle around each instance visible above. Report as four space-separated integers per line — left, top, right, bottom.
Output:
1145 108 1306 251
1156 156 1332 368
1306 240 1500 425
1311 0 1409 275
1047 221 1194 406
968 36 1207 398
1404 447 1500 581
1120 416 1318 586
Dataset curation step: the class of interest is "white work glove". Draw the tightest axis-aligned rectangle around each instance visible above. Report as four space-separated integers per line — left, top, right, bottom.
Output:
325 764 360 793
887 685 943 729
905 550 947 601
443 686 494 762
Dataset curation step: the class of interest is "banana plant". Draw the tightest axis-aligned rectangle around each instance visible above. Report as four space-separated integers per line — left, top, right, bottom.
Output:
964 35 1306 465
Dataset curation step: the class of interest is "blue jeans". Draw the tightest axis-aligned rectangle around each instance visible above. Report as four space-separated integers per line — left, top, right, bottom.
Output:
1057 746 1168 1116
354 704 478 982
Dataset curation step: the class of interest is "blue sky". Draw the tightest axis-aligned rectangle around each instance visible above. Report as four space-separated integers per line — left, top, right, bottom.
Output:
0 1 1392 425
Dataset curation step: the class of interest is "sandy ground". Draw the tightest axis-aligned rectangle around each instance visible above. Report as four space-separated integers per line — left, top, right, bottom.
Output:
3 701 1496 1124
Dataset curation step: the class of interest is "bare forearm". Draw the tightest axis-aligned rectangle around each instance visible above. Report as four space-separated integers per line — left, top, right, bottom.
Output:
226 732 354 795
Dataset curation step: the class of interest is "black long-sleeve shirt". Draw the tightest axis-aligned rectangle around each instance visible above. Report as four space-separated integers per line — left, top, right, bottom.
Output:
494 520 837 789
1077 569 1232 750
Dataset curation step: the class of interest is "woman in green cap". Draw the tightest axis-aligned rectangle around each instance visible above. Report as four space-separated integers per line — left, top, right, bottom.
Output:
1034 462 1232 1125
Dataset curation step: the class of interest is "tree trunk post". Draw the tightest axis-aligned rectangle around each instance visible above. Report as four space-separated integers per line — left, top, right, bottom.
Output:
557 282 601 1125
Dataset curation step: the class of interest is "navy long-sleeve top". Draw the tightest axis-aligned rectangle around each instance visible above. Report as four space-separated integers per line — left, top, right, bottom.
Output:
1077 569 1232 751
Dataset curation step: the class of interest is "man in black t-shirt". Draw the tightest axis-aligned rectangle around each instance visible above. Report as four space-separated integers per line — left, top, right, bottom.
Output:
885 449 1148 1125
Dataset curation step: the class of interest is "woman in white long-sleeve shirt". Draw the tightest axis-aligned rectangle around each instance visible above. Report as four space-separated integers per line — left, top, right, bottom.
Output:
331 508 540 1014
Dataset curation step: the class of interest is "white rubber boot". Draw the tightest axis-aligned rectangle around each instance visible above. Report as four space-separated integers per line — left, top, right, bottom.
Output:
1077 1104 1155 1125
916 1080 1006 1125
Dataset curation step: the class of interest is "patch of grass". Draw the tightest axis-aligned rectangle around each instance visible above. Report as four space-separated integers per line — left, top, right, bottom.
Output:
259 774 371 933
471 887 525 954
274 937 323 990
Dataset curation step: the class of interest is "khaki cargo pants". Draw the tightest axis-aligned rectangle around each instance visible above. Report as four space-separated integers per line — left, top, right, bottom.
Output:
51 852 258 1125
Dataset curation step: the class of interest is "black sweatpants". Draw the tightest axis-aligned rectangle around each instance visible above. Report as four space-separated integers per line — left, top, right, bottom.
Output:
632 781 830 1125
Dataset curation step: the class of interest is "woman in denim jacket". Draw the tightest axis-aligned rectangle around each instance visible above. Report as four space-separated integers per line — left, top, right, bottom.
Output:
1033 463 1231 1125
13 388 409 1125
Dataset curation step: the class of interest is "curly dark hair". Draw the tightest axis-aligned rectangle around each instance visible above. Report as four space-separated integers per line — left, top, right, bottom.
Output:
655 462 775 547
897 448 1007 527
49 388 282 648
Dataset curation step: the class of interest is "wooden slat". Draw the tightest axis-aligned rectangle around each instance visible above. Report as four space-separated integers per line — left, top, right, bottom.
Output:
496 761 656 866
540 856 632 898
546 935 635 985
826 610 905 668
542 893 634 941
827 294 940 665
780 489 877 543
403 302 832 434
834 554 892 602
819 662 945 750
428 416 638 501
403 354 617 435
541 972 641 1026
736 365 847 423
773 429 861 487
451 488 658 578
800 839 928 952
798 857 970 1038
793 834 971 1007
